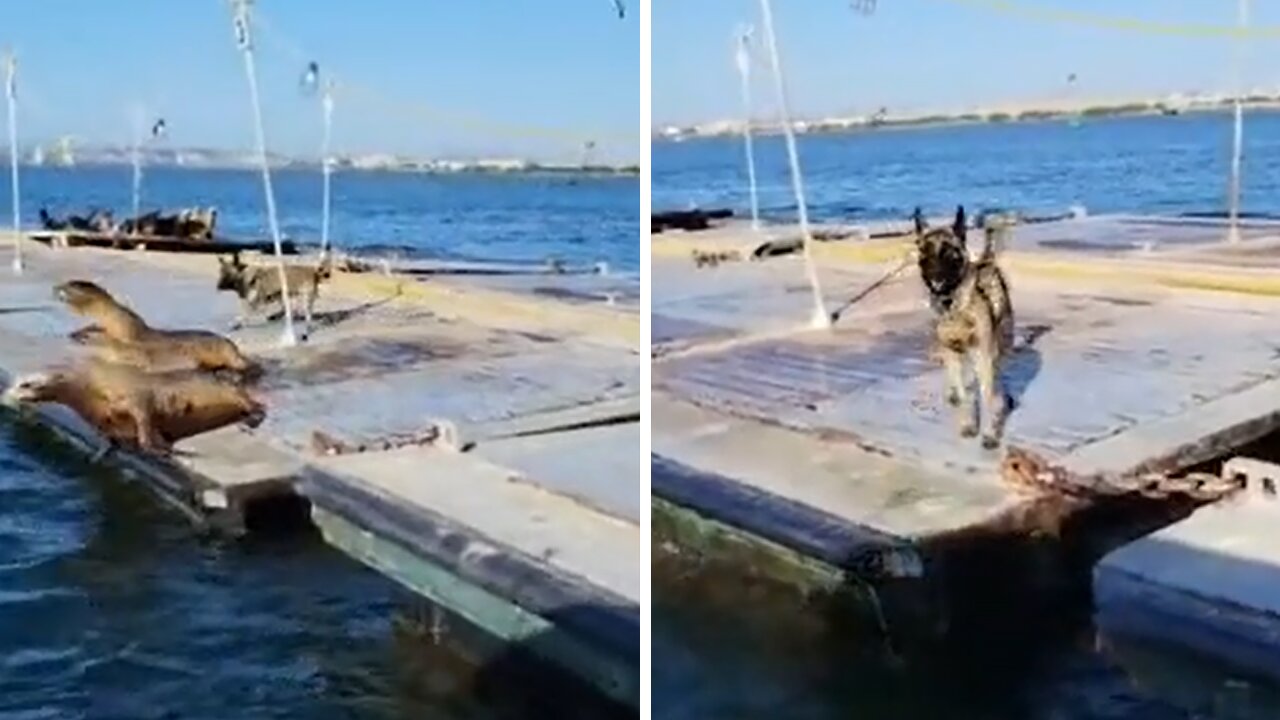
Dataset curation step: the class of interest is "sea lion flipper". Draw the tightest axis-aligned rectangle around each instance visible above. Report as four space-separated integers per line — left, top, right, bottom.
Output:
124 396 169 454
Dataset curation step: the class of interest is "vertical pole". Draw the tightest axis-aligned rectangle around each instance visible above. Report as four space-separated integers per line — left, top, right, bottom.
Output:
1228 0 1248 244
735 26 761 232
6 51 21 273
758 0 828 328
320 83 333 260
230 0 297 346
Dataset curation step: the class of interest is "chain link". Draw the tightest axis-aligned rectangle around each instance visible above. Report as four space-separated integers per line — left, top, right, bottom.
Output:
1002 448 1245 503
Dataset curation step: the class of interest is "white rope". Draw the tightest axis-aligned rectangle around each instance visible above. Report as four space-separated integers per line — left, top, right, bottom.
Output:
130 107 143 235
757 0 829 328
734 25 761 232
1227 0 1249 243
230 0 298 347
320 82 334 260
6 51 21 274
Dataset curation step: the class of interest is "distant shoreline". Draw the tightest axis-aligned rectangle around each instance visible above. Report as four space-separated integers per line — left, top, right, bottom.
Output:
655 95 1280 143
11 150 638 178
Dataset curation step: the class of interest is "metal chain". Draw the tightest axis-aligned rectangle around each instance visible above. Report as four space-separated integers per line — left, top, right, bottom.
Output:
1124 470 1244 502
1003 449 1244 503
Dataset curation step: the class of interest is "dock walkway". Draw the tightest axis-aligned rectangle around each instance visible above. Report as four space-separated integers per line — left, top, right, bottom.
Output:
653 215 1280 600
0 239 640 707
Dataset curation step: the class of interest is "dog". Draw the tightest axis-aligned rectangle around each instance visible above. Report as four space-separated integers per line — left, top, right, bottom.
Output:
913 205 1015 449
216 252 332 330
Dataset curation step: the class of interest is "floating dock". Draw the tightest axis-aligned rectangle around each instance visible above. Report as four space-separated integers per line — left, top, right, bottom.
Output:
0 236 640 708
652 213 1280 620
1096 456 1280 687
28 229 300 255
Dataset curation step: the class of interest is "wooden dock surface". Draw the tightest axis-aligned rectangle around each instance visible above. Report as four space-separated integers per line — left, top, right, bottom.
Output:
0 237 640 706
653 215 1280 592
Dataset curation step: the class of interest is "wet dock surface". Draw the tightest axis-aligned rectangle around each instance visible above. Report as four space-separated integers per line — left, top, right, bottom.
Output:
652 215 1280 578
0 238 640 705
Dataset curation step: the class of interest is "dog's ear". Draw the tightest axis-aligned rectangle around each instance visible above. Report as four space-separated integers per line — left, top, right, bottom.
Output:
912 206 927 236
953 205 967 245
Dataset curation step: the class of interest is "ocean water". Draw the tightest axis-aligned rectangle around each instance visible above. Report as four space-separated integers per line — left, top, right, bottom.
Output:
27 165 640 275
0 167 636 719
654 110 1280 222
652 112 1280 720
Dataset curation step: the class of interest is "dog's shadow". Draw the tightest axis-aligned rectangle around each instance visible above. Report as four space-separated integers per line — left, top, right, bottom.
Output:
254 290 405 333
1003 323 1052 413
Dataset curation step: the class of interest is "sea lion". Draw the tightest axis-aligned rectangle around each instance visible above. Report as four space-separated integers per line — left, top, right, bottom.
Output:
3 360 266 455
54 280 259 379
119 211 160 236
39 208 68 231
73 332 260 381
177 207 217 241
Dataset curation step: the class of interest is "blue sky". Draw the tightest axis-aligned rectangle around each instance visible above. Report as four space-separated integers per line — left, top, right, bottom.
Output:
655 0 1280 126
0 1 639 163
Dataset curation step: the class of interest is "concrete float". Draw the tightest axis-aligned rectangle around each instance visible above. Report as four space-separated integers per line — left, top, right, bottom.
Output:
652 213 1280 626
0 236 641 708
1096 457 1280 689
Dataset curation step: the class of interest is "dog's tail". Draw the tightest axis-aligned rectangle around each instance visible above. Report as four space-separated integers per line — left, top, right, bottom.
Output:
979 214 1015 262
317 251 335 280
911 206 926 235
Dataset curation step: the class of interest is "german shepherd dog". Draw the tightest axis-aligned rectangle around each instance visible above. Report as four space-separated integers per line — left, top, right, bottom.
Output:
913 205 1015 449
216 252 333 330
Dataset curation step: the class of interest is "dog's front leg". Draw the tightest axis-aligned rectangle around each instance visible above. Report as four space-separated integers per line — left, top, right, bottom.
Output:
942 349 977 438
303 286 316 326
230 297 252 330
975 350 1008 450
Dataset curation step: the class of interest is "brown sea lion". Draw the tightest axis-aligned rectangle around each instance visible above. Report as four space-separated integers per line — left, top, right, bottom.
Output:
177 207 217 241
54 280 259 379
3 361 266 455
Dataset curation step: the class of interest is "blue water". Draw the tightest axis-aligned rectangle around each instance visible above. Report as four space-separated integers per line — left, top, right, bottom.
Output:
0 168 636 718
653 112 1280 720
654 111 1280 222
28 165 640 274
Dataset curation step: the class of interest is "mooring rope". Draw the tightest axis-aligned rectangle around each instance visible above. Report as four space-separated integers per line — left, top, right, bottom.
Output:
6 50 22 274
300 61 336 261
757 0 830 330
828 251 915 324
1227 0 1250 244
129 108 166 238
931 0 1280 39
252 10 633 151
229 0 298 347
734 25 762 232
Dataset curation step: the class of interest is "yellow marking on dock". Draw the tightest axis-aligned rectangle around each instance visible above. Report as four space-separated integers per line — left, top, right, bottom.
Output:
330 271 639 348
652 233 908 264
653 232 1280 299
1007 256 1280 298
0 236 637 348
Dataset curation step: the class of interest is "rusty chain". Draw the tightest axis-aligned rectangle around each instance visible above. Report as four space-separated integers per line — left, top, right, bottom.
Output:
1002 448 1244 503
